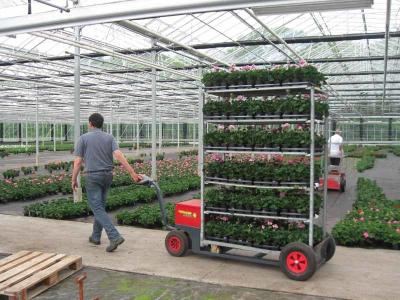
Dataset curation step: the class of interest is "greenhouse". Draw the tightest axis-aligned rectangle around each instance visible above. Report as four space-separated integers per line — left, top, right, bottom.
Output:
0 0 399 299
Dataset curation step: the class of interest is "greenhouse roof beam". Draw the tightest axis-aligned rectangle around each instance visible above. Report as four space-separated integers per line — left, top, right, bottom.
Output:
117 20 229 67
382 0 392 110
0 0 283 36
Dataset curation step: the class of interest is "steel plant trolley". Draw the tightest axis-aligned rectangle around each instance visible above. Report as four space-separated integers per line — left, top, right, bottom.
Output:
164 83 335 281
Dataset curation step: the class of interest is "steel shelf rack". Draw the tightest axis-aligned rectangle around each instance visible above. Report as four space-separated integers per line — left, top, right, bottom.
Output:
196 82 333 280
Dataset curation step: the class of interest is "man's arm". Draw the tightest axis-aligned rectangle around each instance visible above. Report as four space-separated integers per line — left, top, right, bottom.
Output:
113 149 141 182
71 156 83 191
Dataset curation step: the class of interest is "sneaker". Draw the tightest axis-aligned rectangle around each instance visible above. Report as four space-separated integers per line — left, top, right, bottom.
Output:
106 237 125 252
89 236 100 245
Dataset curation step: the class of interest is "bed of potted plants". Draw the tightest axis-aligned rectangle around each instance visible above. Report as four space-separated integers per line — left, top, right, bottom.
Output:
204 124 325 151
332 178 400 249
201 63 326 88
205 187 321 218
203 95 329 120
205 154 320 186
205 216 323 250
2 169 20 179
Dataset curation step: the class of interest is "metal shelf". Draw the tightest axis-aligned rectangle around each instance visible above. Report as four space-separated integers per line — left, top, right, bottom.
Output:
204 210 310 222
205 179 310 190
202 239 280 254
205 148 323 156
204 117 324 124
205 83 326 97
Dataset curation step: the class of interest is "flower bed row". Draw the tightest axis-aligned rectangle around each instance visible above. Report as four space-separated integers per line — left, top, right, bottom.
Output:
332 178 400 249
45 161 72 173
23 176 200 220
205 188 321 216
116 203 175 228
0 157 198 203
204 125 325 150
205 217 323 249
203 95 329 119
206 155 320 184
202 64 326 88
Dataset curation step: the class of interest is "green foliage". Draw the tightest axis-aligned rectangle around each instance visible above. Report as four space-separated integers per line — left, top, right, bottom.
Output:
178 149 198 159
332 178 400 248
116 203 175 228
2 169 20 179
203 95 329 119
204 126 325 149
23 176 200 220
356 155 375 172
206 157 321 183
205 218 323 249
20 167 34 176
202 65 326 88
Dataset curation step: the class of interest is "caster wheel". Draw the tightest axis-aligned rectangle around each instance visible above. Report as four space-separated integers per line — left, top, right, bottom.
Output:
279 242 317 281
322 234 336 262
165 230 189 257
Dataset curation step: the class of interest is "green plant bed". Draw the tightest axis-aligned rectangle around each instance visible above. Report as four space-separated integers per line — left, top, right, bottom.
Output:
356 155 375 172
206 156 320 183
23 176 200 220
116 203 175 228
203 95 329 119
178 149 198 159
390 146 400 157
3 169 20 179
332 178 400 249
205 218 323 249
205 187 321 216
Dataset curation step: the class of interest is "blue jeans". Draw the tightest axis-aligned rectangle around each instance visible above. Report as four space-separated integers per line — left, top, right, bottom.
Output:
85 172 120 242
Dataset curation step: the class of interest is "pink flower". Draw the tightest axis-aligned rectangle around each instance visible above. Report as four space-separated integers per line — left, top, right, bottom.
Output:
272 224 279 229
282 123 290 130
362 232 369 239
296 124 304 131
359 217 365 222
229 64 237 72
236 95 246 102
228 125 236 131
217 125 225 131
297 222 306 229
358 209 364 215
298 59 308 67
396 228 400 234
212 65 221 72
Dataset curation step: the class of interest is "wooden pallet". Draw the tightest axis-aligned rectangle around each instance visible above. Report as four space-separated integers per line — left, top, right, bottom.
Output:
0 251 82 300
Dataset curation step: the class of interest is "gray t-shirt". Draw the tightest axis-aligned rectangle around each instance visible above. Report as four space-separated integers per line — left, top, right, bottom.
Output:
74 128 119 172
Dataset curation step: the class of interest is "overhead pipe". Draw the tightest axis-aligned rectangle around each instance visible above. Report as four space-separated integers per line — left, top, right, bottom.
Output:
0 0 285 36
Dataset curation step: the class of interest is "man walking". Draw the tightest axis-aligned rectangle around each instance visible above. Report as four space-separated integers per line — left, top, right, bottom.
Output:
72 113 142 252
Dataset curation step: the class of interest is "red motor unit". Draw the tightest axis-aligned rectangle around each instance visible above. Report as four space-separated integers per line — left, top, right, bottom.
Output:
175 199 201 229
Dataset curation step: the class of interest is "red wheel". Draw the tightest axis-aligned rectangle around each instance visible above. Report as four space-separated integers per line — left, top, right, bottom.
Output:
165 230 189 257
286 251 308 274
280 242 317 281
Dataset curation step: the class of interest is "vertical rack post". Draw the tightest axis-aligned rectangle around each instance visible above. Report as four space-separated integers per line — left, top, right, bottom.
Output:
309 87 315 247
323 116 329 237
151 40 157 180
35 92 39 167
198 69 205 245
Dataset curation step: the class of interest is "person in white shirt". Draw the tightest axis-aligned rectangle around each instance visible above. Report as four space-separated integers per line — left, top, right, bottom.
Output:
328 129 343 166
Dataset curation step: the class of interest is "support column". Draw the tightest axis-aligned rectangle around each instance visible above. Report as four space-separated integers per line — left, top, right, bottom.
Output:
63 124 68 142
25 119 28 150
158 116 162 151
116 117 120 145
136 103 140 155
109 99 113 135
73 11 82 202
388 118 393 141
151 41 157 180
53 123 56 151
359 118 364 141
0 123 3 143
177 112 180 151
18 123 22 143
35 95 39 166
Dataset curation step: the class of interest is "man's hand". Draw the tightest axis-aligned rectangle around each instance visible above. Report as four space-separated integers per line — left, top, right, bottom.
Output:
130 172 142 183
71 179 79 191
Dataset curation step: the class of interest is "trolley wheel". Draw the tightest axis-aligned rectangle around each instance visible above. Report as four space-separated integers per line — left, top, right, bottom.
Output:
321 234 336 262
279 242 317 281
340 177 346 192
165 230 189 257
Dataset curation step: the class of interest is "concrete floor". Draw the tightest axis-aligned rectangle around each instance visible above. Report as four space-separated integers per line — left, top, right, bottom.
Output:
0 214 399 300
35 267 342 300
0 146 194 171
